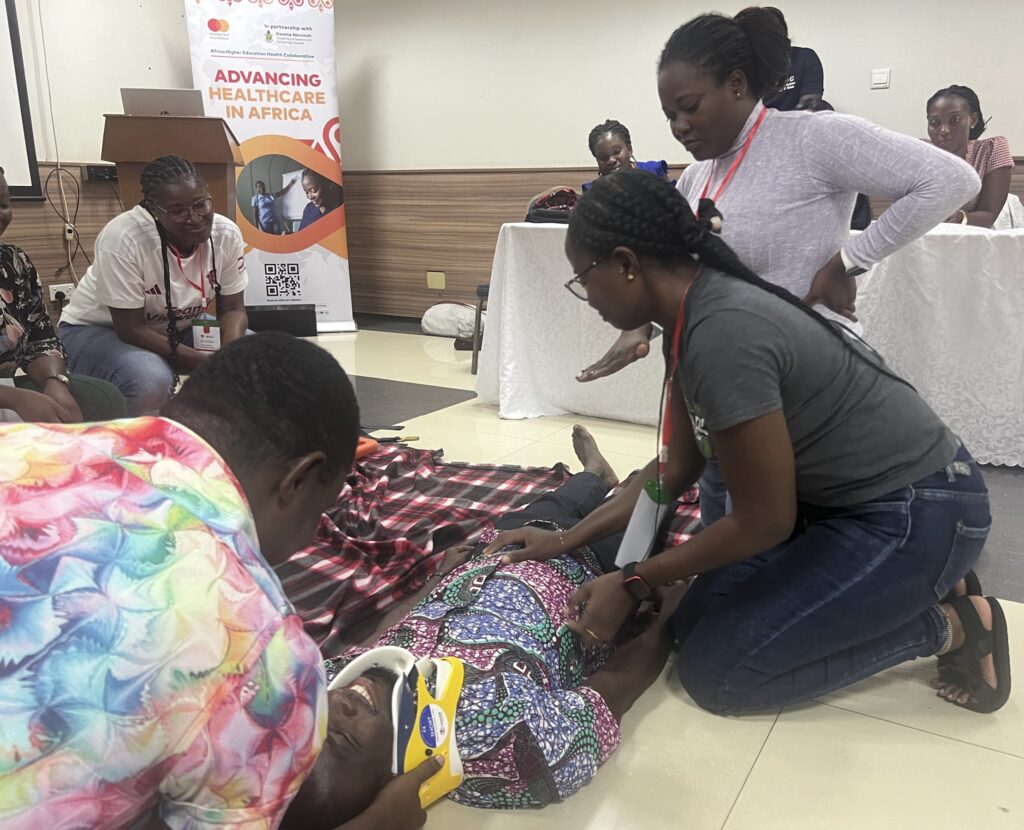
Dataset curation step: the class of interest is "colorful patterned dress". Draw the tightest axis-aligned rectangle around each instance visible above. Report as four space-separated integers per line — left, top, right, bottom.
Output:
325 526 622 810
0 417 326 829
0 243 67 374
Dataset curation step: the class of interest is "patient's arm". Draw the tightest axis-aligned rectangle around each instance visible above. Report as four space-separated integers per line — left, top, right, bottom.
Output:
586 585 684 720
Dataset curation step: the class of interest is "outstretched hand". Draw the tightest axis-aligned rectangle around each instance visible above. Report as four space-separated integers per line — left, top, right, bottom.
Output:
482 526 567 564
577 326 652 382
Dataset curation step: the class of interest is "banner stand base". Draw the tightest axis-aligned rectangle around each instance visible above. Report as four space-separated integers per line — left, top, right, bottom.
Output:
317 321 359 334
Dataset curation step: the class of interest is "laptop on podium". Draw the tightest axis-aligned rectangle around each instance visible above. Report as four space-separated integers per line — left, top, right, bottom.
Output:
120 88 205 117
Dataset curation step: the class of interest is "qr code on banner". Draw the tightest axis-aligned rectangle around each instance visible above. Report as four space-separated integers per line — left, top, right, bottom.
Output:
264 263 301 298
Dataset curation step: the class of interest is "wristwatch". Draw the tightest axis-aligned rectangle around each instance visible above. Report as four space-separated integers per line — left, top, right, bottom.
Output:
622 562 654 602
46 373 71 387
839 249 868 278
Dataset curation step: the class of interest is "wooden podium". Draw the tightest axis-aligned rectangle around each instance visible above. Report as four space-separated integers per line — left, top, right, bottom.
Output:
101 116 244 221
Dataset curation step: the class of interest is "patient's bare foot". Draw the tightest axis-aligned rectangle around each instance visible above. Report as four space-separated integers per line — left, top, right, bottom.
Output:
573 425 618 487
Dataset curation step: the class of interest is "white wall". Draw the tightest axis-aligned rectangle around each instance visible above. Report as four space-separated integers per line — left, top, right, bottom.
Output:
14 0 190 164
15 0 1024 169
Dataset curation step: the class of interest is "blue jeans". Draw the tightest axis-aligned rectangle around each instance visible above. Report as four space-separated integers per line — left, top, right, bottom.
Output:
59 324 198 416
59 323 252 416
674 445 991 714
698 459 731 527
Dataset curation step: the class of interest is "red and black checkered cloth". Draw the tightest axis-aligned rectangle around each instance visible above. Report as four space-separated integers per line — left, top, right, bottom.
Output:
276 445 701 654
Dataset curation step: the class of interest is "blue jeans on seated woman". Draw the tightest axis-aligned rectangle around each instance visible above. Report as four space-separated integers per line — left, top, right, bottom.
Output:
59 323 221 417
698 459 731 527
673 445 990 715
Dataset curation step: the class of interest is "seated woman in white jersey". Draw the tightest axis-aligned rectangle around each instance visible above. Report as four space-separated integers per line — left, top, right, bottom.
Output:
59 156 249 415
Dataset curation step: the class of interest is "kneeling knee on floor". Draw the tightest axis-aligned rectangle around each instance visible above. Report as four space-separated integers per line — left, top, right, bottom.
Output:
676 643 743 715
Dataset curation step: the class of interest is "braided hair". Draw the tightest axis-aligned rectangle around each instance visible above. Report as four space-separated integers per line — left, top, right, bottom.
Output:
588 120 632 156
567 170 912 387
659 9 791 100
138 155 220 369
927 85 989 140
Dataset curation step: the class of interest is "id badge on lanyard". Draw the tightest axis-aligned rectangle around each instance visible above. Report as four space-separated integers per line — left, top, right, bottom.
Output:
613 276 696 567
614 478 674 568
176 245 221 351
192 314 222 352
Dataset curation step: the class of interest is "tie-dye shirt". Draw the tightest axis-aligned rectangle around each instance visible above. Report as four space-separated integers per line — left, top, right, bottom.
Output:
0 417 327 829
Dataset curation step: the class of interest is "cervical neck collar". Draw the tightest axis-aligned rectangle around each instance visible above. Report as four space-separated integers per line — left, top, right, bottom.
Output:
329 646 465 807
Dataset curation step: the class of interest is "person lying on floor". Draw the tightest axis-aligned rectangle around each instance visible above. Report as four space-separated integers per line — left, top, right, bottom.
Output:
282 427 679 827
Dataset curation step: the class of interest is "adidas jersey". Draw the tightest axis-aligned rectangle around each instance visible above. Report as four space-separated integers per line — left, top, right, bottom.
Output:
61 205 247 331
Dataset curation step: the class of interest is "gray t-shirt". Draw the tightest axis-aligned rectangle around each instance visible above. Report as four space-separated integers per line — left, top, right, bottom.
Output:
672 270 958 507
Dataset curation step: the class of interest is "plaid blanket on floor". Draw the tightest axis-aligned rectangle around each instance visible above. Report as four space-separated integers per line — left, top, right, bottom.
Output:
276 445 701 654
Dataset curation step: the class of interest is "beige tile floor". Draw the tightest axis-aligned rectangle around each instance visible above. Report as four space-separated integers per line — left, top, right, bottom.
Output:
316 330 1024 830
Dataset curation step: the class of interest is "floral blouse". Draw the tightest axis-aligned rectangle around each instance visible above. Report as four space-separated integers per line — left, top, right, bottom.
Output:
0 243 67 374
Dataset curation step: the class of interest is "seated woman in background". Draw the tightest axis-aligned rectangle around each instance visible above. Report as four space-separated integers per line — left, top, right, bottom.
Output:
58 155 249 415
298 168 344 229
0 166 124 422
582 119 669 191
927 85 1014 228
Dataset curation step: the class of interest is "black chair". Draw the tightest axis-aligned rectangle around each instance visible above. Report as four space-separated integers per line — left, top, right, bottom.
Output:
471 283 488 375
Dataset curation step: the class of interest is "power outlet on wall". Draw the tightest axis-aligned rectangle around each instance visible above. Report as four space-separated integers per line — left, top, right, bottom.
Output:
426 270 446 290
49 283 75 302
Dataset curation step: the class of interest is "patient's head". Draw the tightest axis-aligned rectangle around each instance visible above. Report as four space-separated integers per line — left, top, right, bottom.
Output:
284 668 397 829
589 119 635 177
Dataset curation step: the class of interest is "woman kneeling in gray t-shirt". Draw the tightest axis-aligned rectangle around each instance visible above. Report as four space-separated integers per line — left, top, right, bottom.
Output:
488 170 1009 716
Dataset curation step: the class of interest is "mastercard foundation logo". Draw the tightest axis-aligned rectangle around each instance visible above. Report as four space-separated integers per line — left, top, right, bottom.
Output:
207 18 230 32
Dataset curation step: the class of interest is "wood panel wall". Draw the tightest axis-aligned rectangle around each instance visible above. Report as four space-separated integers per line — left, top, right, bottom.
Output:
7 160 1022 323
343 167 685 318
5 164 123 322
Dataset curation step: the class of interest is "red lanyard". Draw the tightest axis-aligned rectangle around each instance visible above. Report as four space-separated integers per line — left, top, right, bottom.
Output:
699 106 768 206
171 244 209 304
659 274 699 472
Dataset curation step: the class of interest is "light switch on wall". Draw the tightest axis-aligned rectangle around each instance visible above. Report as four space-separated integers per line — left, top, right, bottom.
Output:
870 68 891 90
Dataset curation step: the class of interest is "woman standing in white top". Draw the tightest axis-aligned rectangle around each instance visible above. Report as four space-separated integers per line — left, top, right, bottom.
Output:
575 8 979 526
60 156 249 415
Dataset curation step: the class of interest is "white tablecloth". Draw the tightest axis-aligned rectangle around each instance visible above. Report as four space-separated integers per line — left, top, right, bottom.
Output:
475 223 664 426
478 222 1024 468
859 224 1024 467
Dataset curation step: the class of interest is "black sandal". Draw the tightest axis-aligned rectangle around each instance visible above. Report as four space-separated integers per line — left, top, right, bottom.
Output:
941 569 982 604
936 595 1012 714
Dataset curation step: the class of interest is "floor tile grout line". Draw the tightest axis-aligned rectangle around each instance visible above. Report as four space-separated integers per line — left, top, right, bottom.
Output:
815 699 1024 761
719 708 783 830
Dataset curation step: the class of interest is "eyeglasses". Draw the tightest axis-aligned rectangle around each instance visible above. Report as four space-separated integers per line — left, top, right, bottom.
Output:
564 254 610 301
153 196 215 224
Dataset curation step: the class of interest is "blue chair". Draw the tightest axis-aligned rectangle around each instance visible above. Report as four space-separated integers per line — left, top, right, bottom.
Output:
471 283 488 375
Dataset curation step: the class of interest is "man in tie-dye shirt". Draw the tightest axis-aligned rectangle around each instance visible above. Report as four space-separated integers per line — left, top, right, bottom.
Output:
0 334 363 829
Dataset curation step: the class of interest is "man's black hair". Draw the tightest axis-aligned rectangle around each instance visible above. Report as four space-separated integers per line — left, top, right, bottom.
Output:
161 332 359 481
